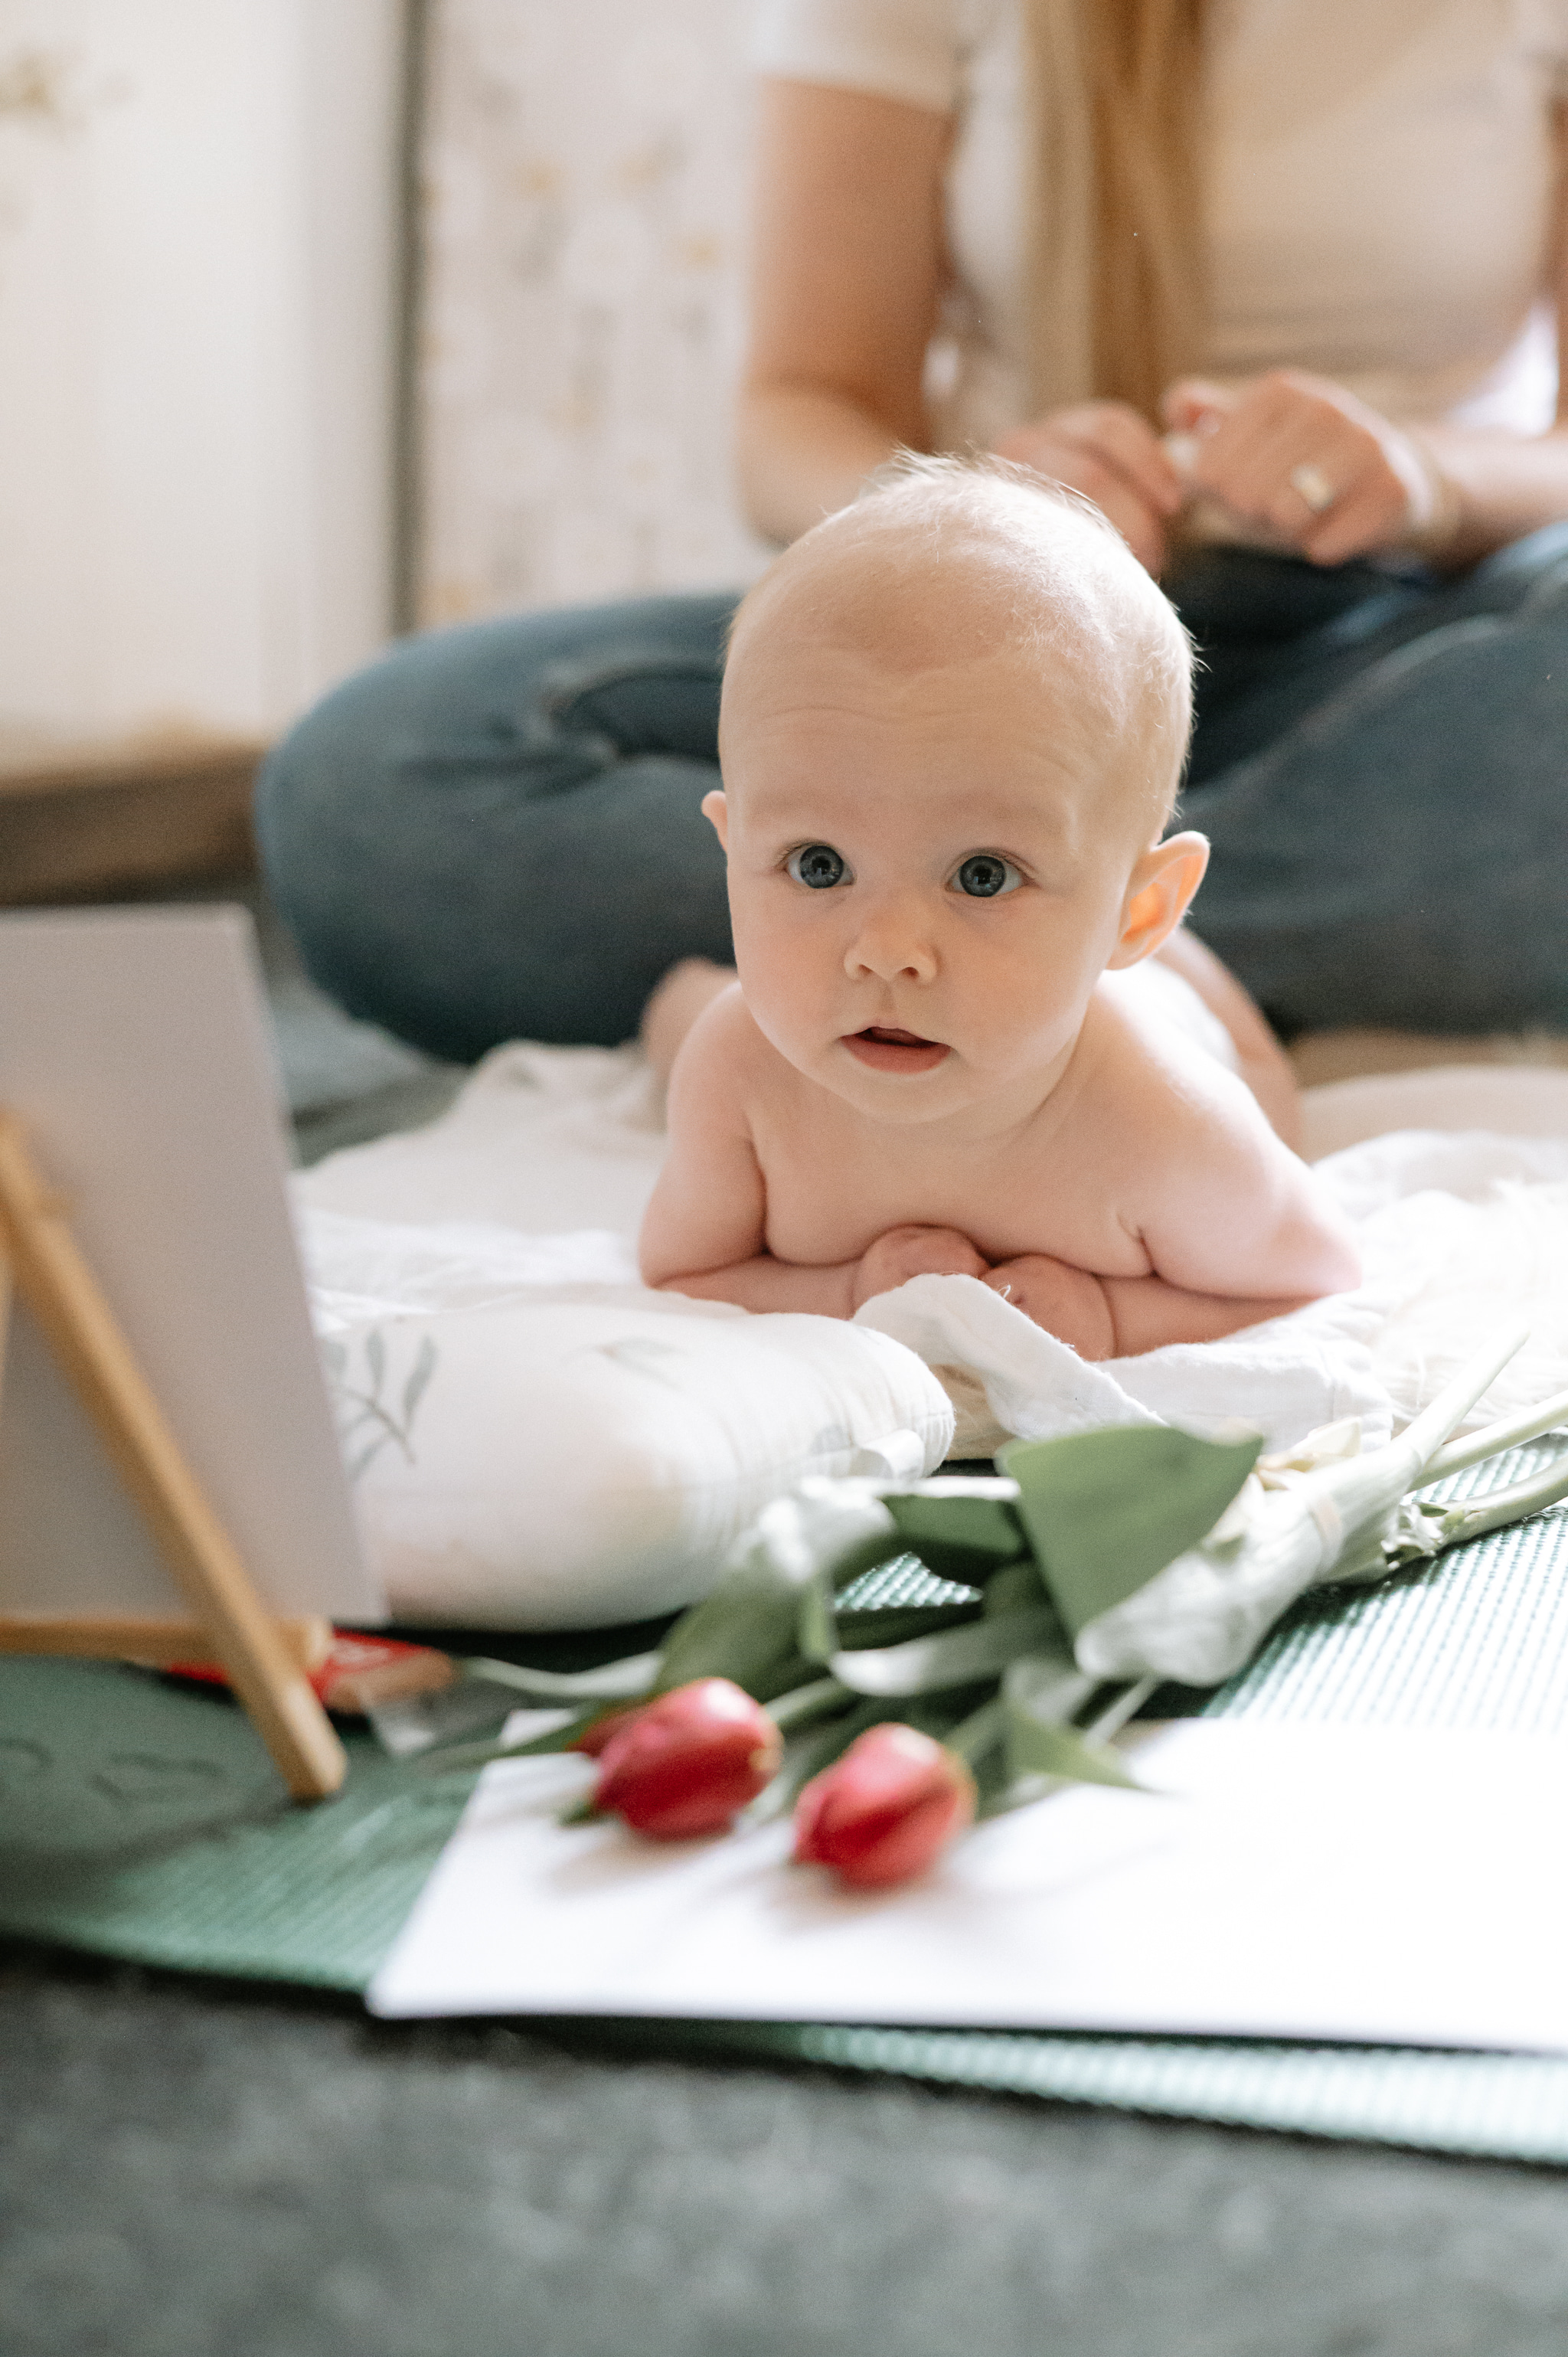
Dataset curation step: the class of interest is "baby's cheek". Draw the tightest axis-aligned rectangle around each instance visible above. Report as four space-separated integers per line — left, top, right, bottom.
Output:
739 919 841 1031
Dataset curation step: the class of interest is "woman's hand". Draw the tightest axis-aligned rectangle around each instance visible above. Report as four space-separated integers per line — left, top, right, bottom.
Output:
995 404 1184 575
1163 370 1435 567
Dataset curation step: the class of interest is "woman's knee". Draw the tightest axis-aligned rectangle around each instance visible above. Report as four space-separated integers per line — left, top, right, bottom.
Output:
253 593 741 1051
254 590 737 933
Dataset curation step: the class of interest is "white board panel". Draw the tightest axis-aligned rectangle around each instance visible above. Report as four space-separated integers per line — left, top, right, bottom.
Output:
0 905 382 1624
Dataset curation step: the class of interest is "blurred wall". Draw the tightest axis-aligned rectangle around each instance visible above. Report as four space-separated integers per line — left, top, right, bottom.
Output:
0 0 405 745
415 0 770 627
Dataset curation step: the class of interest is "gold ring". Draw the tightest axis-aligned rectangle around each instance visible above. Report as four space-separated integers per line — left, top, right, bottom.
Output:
1289 462 1338 515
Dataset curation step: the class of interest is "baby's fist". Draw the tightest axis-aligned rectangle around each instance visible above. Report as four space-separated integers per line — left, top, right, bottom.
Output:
851 1224 990 1309
982 1256 1116 1358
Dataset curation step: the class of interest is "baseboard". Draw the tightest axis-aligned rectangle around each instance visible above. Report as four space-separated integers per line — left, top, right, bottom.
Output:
0 733 266 904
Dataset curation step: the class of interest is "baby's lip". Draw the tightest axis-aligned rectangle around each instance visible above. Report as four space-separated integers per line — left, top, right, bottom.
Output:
842 1025 951 1075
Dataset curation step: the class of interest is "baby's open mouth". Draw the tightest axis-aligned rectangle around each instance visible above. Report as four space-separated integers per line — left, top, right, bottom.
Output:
843 1025 952 1075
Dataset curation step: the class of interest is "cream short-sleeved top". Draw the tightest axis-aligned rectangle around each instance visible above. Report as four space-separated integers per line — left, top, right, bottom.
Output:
753 0 1568 446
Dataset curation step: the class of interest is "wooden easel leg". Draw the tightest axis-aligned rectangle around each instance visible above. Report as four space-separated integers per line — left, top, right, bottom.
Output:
0 1229 11 1424
0 1117 346 1801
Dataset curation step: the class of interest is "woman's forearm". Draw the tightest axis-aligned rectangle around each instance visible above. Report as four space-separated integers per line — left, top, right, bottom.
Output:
737 80 949 547
1410 424 1568 567
735 384 909 547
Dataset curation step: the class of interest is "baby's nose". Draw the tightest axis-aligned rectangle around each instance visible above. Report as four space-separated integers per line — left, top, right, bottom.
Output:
844 897 938 983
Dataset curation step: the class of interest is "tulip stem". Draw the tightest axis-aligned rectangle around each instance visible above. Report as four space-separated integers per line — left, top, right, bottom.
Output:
1431 1457 1568 1548
765 1675 851 1733
944 1697 1007 1764
1413 1389 1568 1488
459 1651 661 1704
1083 1676 1158 1744
1397 1319 1533 1476
414 1704 604 1774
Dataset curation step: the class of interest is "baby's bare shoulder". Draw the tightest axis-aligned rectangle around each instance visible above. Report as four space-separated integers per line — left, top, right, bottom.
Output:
668 982 788 1123
1072 988 1358 1297
1072 991 1279 1188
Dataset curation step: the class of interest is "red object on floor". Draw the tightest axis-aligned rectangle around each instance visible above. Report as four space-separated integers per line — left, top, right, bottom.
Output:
162 1631 455 1716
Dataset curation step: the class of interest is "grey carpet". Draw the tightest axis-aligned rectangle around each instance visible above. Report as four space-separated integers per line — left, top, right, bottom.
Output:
7 1947 1568 2357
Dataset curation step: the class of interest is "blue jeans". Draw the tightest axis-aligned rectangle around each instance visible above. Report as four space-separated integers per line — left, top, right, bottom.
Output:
256 528 1568 1059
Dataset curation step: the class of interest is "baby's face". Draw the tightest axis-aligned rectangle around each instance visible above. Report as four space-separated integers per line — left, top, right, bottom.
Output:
713 629 1158 1127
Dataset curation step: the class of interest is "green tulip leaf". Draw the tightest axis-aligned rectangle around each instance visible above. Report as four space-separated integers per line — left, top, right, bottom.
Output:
982 1560 1049 1620
655 1488 898 1695
883 1489 1027 1581
797 1573 839 1666
998 1425 1262 1638
1001 1653 1141 1790
835 1599 986 1650
1004 1712 1141 1790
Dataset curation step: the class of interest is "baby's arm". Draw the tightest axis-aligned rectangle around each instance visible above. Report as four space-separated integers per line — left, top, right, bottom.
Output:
988 1062 1358 1359
985 1254 1340 1359
639 995 988 1314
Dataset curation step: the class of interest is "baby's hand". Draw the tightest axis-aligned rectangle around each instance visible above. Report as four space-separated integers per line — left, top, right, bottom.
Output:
850 1224 990 1309
982 1255 1116 1359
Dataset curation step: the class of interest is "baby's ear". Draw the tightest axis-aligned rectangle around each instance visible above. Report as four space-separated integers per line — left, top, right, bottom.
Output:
701 789 730 851
1106 829 1209 969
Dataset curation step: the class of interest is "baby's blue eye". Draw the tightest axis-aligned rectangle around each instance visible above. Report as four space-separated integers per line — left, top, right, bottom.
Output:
952 852 1021 898
788 844 848 889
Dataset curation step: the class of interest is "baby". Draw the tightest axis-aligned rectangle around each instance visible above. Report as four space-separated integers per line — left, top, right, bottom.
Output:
639 456 1359 1359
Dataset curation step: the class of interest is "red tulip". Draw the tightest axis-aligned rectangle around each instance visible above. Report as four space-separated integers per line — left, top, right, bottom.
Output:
595 1678 782 1839
793 1724 975 1888
569 1702 644 1759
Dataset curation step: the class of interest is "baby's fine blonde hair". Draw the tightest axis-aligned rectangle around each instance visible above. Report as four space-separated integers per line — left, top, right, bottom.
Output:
727 450 1195 835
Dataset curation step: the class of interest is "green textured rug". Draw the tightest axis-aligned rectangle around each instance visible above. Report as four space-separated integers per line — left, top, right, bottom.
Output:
5 1443 1568 2162
0 1659 474 1989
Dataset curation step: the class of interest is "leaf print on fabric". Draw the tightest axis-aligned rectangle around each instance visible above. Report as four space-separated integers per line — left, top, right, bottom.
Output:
590 1335 690 1390
323 1328 442 1481
401 1334 439 1427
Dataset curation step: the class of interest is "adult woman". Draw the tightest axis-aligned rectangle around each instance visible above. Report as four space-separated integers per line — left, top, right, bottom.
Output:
258 0 1568 1062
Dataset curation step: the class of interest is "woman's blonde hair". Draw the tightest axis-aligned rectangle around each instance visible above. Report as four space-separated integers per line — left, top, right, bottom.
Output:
1024 0 1207 423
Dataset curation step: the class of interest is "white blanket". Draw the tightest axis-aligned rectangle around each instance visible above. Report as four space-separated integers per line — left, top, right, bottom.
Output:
295 1043 1568 1626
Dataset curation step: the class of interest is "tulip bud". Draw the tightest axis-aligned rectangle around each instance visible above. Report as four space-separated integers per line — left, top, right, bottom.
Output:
595 1678 782 1839
569 1703 644 1759
793 1724 975 1888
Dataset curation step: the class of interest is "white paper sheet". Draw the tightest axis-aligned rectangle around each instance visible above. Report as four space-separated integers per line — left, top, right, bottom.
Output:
370 1723 1568 2050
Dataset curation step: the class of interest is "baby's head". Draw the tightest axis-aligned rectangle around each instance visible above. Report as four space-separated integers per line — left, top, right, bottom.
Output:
708 454 1206 1120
